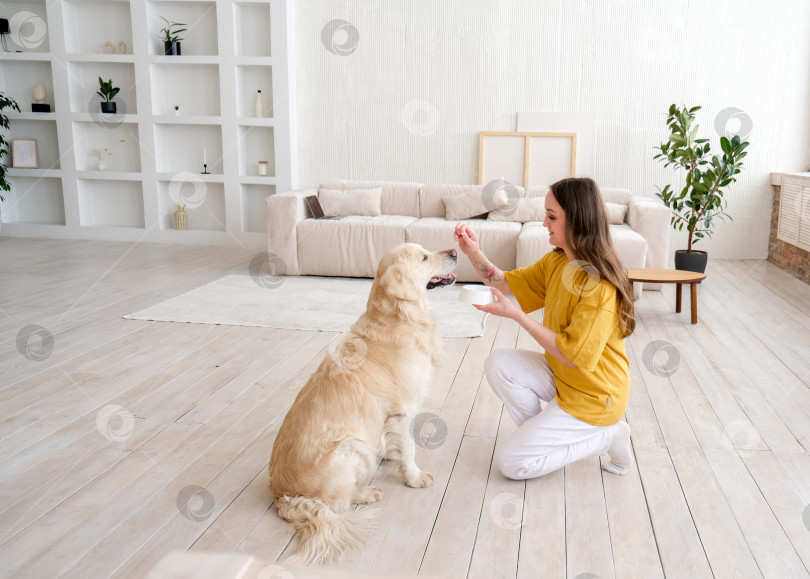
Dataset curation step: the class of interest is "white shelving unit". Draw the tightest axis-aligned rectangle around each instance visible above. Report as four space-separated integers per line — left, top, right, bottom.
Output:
0 0 296 246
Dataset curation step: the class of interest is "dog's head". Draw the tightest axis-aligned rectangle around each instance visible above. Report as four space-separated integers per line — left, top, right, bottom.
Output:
375 243 457 301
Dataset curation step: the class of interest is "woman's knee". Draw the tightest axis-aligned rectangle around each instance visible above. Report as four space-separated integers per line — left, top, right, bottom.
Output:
485 349 514 389
493 441 529 480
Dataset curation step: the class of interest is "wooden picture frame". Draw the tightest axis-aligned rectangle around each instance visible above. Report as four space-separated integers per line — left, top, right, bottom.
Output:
478 131 577 188
12 139 39 169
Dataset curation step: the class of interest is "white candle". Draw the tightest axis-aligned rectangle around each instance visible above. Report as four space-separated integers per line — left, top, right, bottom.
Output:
203 149 207 164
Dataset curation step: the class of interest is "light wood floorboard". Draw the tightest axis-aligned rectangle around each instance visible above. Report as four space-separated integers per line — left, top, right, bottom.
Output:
1 238 809 578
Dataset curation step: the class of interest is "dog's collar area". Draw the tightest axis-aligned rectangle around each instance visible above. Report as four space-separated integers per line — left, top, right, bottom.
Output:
427 273 456 290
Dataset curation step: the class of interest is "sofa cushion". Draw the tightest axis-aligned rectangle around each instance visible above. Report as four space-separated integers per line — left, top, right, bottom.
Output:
443 188 509 221
488 197 546 223
601 187 633 205
605 202 628 224
318 187 382 217
405 218 521 282
297 215 418 277
419 184 484 218
319 180 421 217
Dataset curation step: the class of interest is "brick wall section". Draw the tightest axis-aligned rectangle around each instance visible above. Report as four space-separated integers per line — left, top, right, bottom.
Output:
768 184 810 285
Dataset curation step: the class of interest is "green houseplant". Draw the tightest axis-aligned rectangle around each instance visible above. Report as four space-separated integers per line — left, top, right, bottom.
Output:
97 77 120 114
654 104 749 272
1 91 22 224
160 17 187 55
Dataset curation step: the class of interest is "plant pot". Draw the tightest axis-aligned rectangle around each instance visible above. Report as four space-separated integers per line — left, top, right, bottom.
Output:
164 41 181 55
674 250 708 273
100 101 117 114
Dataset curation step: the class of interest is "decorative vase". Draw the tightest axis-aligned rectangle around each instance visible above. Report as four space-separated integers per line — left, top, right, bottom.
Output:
674 250 708 273
100 101 117 114
255 90 263 118
103 41 115 54
164 41 181 55
97 159 107 171
173 205 188 230
118 40 127 54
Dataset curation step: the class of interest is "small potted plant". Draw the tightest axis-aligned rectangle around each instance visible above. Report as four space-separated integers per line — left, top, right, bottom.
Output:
160 16 187 55
0 91 22 228
654 104 749 273
97 77 120 114
174 105 180 116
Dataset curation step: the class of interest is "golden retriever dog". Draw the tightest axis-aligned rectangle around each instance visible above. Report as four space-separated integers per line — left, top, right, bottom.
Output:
268 243 457 565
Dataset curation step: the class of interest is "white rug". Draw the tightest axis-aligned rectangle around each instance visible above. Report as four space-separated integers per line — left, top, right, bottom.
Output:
123 275 488 338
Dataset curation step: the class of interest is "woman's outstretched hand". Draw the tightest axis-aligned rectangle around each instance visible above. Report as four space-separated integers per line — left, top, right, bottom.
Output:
473 287 522 320
454 223 479 256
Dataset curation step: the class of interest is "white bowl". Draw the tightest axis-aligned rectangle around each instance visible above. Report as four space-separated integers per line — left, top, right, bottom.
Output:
459 285 495 305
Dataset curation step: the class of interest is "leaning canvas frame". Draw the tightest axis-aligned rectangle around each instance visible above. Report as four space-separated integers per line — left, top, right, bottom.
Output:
11 139 39 169
478 131 577 189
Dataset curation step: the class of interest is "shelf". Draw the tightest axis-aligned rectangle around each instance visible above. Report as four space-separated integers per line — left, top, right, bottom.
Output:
3 0 297 249
66 54 136 63
239 176 277 185
7 119 61 169
153 124 223 174
234 2 271 57
150 63 220 116
63 0 133 55
145 1 218 56
236 65 273 118
153 115 222 125
8 168 62 178
1 2 51 53
66 61 137 114
156 172 225 183
148 55 219 65
78 179 145 228
7 112 57 122
77 171 143 181
0 60 55 113
158 180 225 231
0 53 53 62
237 125 274 177
4 176 65 225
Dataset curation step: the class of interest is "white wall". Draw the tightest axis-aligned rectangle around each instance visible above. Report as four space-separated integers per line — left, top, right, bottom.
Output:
295 0 810 259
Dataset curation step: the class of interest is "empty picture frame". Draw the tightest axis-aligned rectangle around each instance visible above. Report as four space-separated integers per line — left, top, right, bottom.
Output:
478 131 577 189
12 139 39 169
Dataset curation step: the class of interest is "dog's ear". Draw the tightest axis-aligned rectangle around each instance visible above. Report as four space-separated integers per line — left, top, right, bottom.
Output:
380 262 421 301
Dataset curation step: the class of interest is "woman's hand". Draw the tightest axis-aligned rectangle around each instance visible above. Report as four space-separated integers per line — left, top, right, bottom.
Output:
472 287 522 319
454 223 479 257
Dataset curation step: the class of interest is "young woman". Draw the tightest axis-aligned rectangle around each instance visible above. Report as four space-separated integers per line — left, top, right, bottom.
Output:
454 177 635 479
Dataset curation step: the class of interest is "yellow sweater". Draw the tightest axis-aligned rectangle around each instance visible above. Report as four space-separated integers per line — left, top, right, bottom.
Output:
504 249 630 426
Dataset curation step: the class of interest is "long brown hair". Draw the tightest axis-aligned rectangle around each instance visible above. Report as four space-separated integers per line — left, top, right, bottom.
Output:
549 177 635 337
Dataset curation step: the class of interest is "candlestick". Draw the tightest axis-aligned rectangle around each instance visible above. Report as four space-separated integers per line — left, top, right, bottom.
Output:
203 148 207 164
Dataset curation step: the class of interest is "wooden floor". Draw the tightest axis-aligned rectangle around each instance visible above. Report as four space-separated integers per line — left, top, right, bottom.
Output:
1 237 809 579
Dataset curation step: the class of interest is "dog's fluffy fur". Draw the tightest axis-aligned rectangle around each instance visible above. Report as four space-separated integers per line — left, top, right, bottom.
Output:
268 243 457 565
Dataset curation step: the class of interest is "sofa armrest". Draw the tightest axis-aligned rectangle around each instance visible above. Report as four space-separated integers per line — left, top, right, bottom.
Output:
266 188 316 276
627 197 671 290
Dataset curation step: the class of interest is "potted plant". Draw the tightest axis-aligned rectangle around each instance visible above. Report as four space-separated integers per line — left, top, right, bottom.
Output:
0 91 22 228
97 77 120 114
160 17 187 55
654 104 749 273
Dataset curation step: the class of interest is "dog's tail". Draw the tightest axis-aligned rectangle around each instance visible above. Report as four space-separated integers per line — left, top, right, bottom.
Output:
274 495 375 565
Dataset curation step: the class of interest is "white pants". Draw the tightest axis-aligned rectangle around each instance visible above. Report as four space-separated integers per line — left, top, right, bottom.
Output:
486 349 621 480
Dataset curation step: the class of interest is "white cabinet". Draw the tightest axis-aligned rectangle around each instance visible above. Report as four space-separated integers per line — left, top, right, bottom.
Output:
1 0 296 245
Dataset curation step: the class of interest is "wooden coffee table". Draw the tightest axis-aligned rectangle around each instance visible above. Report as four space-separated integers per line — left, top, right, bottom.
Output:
627 268 707 324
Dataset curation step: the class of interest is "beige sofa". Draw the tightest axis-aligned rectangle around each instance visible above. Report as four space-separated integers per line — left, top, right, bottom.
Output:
266 180 670 294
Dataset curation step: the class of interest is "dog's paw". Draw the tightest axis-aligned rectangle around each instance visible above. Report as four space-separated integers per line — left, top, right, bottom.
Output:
356 486 385 504
405 471 434 488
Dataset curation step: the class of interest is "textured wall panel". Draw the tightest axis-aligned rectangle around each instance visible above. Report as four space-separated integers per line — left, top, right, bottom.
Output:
296 0 810 259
